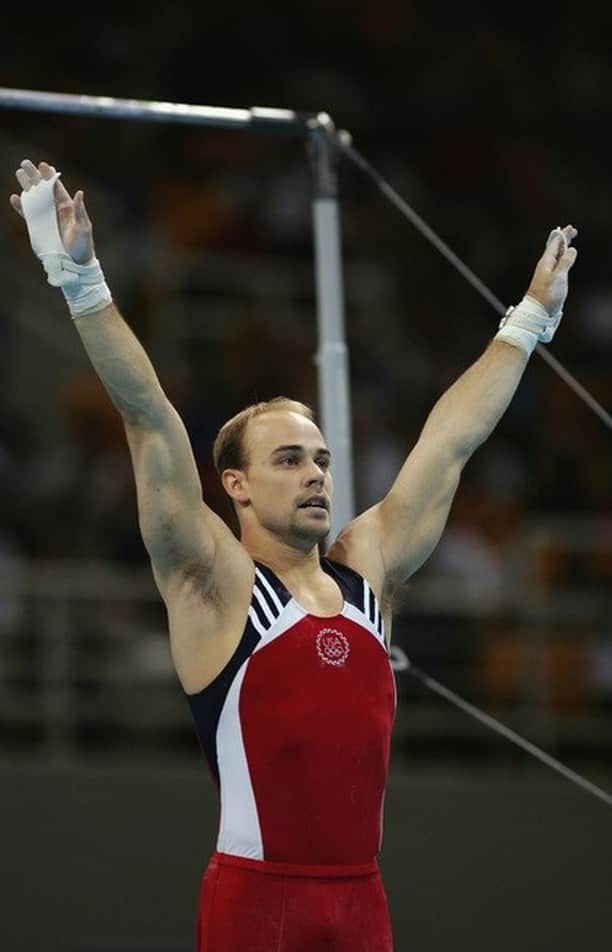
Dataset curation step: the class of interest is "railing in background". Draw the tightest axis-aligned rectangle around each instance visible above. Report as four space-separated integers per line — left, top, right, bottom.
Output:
0 515 610 764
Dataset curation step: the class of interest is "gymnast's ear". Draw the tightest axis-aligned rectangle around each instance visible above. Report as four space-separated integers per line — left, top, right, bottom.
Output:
221 468 250 505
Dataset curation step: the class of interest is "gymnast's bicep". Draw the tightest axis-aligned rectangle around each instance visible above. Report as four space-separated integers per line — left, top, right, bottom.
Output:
378 440 463 587
123 395 225 598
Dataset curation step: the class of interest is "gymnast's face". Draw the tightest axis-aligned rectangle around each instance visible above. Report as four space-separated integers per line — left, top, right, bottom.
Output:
232 411 333 548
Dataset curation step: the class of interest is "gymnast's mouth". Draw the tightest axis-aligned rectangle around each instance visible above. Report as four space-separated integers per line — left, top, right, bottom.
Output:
297 495 329 510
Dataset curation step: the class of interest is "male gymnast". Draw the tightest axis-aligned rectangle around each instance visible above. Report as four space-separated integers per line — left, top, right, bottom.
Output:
11 158 577 950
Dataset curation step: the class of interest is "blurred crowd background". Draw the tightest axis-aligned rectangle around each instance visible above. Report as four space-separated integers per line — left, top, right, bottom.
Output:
0 1 611 768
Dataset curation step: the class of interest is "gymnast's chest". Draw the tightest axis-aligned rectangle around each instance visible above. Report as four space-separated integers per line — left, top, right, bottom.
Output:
237 614 396 743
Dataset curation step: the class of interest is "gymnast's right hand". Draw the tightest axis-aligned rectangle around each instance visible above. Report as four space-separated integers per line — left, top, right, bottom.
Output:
10 159 111 316
10 159 94 264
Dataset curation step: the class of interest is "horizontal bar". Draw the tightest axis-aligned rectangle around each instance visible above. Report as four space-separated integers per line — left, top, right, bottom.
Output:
0 86 313 136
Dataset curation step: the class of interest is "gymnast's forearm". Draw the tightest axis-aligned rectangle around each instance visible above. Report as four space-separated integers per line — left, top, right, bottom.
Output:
11 160 169 426
422 225 578 464
73 301 166 426
420 338 528 462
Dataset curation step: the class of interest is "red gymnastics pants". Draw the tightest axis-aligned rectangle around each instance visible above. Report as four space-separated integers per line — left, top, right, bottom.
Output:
196 851 394 951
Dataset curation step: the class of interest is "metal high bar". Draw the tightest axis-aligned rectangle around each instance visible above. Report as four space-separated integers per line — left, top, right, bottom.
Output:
0 86 355 540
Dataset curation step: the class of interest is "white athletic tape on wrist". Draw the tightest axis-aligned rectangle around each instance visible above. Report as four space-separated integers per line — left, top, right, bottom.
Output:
59 256 112 316
19 171 111 317
495 295 560 355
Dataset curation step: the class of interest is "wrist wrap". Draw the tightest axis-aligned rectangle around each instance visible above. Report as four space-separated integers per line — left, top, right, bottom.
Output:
495 295 560 356
20 172 112 317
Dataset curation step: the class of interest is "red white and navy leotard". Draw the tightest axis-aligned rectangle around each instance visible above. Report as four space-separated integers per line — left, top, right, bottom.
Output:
185 556 396 866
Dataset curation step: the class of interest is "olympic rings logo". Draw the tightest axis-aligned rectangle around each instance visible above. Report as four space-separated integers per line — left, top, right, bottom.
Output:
316 628 350 667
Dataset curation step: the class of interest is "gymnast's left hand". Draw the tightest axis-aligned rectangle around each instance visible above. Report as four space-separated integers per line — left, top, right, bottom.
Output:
524 224 578 317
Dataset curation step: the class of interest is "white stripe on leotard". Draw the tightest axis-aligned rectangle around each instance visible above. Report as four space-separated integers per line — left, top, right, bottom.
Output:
341 601 386 647
255 566 284 613
248 607 267 637
216 660 263 860
252 584 276 625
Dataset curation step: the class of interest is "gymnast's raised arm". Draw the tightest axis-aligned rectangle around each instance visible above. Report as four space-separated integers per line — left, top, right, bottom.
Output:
9 160 243 611
333 226 578 605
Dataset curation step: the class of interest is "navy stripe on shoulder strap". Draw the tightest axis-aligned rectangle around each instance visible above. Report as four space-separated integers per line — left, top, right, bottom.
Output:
323 557 369 613
253 561 293 609
323 557 386 642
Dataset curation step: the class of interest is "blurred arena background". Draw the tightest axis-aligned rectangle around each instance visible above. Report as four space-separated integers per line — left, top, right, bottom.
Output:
1 2 611 950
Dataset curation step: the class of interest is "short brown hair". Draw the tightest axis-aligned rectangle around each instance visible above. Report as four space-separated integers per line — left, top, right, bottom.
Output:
213 396 315 476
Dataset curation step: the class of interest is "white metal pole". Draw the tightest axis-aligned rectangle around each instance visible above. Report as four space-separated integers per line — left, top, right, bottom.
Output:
308 116 355 542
